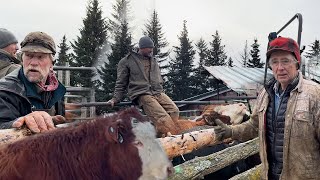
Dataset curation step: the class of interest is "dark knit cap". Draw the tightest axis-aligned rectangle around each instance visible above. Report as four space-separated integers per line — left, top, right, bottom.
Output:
0 28 18 49
139 36 154 49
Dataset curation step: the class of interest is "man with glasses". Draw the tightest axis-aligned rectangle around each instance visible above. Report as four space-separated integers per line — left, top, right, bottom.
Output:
0 32 66 133
215 37 320 179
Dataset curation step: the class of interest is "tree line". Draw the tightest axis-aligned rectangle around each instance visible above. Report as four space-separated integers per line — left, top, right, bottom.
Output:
55 0 320 114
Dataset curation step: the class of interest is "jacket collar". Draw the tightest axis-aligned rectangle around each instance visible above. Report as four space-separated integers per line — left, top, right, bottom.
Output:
18 68 66 107
294 72 304 93
0 49 20 64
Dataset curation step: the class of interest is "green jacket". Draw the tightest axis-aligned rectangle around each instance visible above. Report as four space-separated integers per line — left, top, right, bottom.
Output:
232 72 320 180
0 49 21 79
113 51 163 102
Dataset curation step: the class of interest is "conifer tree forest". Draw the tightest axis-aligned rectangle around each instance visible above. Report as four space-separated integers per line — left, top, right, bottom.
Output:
54 0 316 114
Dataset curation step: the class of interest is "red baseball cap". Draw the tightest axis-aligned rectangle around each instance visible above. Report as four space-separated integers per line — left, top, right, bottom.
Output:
267 37 300 64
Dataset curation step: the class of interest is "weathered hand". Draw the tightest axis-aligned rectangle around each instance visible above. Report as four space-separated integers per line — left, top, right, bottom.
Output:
107 99 116 108
12 111 55 133
214 119 232 141
52 115 67 124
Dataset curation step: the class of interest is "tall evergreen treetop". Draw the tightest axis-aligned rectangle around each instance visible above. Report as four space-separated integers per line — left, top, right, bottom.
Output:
305 39 320 63
227 57 234 67
71 0 108 87
247 38 264 68
144 10 170 71
193 38 210 94
207 30 227 66
56 35 71 66
96 0 132 114
167 20 195 100
240 40 250 67
109 0 131 36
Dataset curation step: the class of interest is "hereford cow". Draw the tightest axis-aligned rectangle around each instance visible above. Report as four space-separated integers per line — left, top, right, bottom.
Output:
64 103 250 136
0 108 172 180
160 103 250 136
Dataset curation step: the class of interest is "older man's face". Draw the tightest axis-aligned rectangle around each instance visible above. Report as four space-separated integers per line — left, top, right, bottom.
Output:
22 52 53 84
269 51 299 90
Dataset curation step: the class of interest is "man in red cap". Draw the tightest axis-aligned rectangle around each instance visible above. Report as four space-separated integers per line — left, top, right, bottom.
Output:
215 37 320 179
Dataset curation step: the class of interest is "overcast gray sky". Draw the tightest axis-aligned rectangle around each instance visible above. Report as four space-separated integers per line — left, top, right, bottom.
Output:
1 0 319 65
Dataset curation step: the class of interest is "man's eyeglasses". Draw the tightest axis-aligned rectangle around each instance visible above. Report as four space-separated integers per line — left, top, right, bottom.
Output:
269 58 297 67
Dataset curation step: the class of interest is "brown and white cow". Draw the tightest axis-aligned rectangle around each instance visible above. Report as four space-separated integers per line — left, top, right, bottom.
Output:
0 108 172 180
159 103 250 136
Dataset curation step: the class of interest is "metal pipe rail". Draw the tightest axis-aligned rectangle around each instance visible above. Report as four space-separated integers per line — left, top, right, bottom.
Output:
53 66 96 71
67 96 257 107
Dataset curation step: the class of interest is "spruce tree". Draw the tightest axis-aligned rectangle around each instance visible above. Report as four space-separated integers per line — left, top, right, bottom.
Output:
305 39 320 64
97 0 132 114
227 57 234 67
144 10 170 72
193 38 210 94
56 35 71 66
70 0 108 87
247 38 264 68
55 35 72 85
207 30 227 66
167 20 195 100
240 40 250 67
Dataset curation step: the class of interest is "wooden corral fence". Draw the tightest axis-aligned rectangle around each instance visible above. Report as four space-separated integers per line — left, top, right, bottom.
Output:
54 64 96 118
169 138 261 180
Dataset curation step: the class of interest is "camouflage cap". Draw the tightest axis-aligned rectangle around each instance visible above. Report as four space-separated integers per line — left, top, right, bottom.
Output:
20 31 56 55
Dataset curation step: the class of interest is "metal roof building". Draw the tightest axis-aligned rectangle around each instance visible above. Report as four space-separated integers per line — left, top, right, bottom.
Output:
204 66 274 95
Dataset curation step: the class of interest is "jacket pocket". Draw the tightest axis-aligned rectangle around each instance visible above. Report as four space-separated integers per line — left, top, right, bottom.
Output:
291 110 313 138
290 153 319 179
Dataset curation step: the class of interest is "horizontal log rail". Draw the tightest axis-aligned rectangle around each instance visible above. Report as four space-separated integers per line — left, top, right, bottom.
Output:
0 126 223 159
169 137 259 180
66 98 257 108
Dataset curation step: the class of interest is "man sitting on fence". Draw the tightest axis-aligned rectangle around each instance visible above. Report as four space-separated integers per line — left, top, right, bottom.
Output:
0 31 66 133
107 36 181 136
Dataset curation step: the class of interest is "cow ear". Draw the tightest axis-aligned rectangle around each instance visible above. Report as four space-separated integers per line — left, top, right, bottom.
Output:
105 119 124 144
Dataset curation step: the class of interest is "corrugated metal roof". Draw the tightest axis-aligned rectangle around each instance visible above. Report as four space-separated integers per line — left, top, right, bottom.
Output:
177 87 232 108
204 66 273 94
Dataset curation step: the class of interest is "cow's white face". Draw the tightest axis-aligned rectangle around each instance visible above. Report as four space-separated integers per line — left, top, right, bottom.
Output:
131 118 173 180
214 103 250 125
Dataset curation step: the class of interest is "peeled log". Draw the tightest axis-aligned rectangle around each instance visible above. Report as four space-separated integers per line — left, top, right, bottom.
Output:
0 127 223 159
158 128 222 159
0 128 32 146
169 137 259 180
